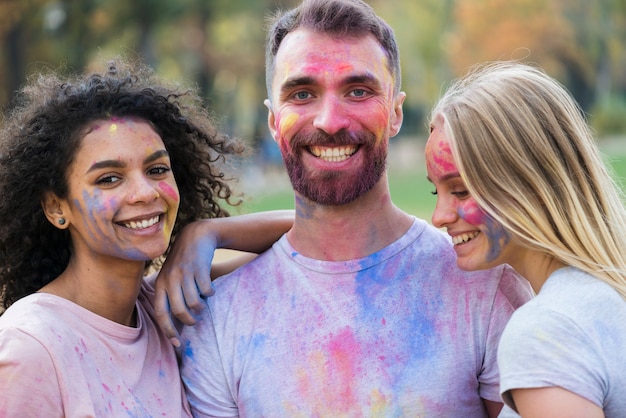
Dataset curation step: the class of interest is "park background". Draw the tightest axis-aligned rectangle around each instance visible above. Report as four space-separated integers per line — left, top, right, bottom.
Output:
1 0 626 221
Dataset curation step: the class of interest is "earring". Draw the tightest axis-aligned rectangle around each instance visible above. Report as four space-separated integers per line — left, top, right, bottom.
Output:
58 217 66 225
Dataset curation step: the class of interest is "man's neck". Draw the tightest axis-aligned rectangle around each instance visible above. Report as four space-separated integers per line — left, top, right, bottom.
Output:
287 180 414 261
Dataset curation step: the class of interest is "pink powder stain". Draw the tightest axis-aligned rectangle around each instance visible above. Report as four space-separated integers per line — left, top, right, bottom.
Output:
324 328 360 407
369 112 391 143
159 182 179 202
426 137 457 178
291 328 362 412
458 199 487 226
301 59 354 77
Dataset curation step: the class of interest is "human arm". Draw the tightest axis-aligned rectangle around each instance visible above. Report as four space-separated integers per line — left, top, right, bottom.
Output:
497 272 611 418
154 210 293 346
511 387 604 418
483 399 503 418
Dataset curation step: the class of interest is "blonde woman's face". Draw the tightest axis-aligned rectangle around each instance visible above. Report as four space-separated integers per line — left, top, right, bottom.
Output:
425 116 515 271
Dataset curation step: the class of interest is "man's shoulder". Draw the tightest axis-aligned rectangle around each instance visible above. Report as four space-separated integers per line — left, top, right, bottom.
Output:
211 246 283 292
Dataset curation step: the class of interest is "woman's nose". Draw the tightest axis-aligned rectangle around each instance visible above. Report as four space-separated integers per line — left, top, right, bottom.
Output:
128 176 160 204
431 196 458 228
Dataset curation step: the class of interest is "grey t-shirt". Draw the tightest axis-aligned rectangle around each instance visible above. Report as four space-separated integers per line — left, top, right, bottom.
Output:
498 266 626 416
181 218 534 417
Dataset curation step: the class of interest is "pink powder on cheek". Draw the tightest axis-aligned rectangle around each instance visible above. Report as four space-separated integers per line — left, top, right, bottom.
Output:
458 199 487 226
159 182 179 201
366 111 390 142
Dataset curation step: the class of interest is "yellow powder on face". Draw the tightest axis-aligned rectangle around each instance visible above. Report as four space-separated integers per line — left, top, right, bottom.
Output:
280 113 300 138
109 123 118 133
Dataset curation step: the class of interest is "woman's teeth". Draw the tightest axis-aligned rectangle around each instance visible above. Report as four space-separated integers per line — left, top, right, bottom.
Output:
452 231 479 245
124 216 159 230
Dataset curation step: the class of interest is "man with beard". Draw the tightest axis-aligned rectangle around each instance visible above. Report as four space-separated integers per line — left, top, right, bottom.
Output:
155 0 533 416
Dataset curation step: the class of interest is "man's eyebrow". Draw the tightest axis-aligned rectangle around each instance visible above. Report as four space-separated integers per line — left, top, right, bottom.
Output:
281 76 315 91
343 74 381 88
279 73 382 95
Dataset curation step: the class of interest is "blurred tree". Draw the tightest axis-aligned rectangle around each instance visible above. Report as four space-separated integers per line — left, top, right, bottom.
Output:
445 0 626 111
0 0 624 138
372 0 455 135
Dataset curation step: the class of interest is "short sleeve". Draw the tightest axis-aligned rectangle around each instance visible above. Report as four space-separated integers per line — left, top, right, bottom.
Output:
180 305 238 417
498 306 605 411
479 266 533 402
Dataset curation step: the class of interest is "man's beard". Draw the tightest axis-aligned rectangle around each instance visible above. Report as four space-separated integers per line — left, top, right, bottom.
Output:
281 130 387 206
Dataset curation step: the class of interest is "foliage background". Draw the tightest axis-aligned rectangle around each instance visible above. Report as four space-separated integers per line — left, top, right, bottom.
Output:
1 0 625 217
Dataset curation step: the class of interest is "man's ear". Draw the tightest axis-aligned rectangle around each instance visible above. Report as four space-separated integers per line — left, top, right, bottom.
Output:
42 192 69 229
264 99 278 143
389 91 406 138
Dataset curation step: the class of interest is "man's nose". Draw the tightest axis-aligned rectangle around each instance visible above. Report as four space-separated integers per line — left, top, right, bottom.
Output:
313 95 351 135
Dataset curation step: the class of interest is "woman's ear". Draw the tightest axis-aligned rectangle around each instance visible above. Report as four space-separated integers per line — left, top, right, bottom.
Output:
42 192 69 229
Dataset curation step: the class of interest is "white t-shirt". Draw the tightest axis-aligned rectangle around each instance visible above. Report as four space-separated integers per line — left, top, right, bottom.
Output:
181 218 533 417
498 267 626 417
0 278 192 417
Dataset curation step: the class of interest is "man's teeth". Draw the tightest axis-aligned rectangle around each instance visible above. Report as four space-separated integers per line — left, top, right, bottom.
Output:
452 231 479 245
309 145 357 162
124 216 159 230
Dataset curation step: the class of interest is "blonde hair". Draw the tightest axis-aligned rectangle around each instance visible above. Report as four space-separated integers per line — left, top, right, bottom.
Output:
431 61 626 299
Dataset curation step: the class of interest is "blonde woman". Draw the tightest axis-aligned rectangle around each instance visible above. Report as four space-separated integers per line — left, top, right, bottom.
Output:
426 61 626 417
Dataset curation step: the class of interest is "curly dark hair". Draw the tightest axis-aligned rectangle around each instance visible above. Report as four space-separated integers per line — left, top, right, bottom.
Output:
0 58 246 310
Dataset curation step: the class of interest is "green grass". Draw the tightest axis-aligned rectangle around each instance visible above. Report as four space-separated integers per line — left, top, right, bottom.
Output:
237 167 435 219
236 140 626 220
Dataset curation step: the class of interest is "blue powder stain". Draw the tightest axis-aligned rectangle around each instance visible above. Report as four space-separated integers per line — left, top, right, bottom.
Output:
353 253 439 361
183 340 194 361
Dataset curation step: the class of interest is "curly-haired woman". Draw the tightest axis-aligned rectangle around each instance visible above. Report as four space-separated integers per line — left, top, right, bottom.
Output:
0 58 291 416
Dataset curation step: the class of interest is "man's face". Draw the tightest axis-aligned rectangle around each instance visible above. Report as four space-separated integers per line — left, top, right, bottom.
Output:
266 28 405 206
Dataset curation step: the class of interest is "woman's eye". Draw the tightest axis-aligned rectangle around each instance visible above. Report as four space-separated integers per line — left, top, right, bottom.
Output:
96 174 121 185
149 166 171 176
452 190 469 198
431 189 438 196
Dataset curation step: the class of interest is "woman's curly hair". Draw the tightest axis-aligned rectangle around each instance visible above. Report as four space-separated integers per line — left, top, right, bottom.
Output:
0 58 246 310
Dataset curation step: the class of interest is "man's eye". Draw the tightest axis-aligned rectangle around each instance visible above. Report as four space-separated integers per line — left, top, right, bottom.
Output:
294 91 312 100
350 89 368 97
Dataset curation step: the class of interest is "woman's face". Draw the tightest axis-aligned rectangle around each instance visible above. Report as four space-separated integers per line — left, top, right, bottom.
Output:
54 117 180 264
425 116 515 271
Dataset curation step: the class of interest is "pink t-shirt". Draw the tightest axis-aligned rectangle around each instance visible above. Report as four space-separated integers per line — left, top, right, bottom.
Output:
0 279 191 417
